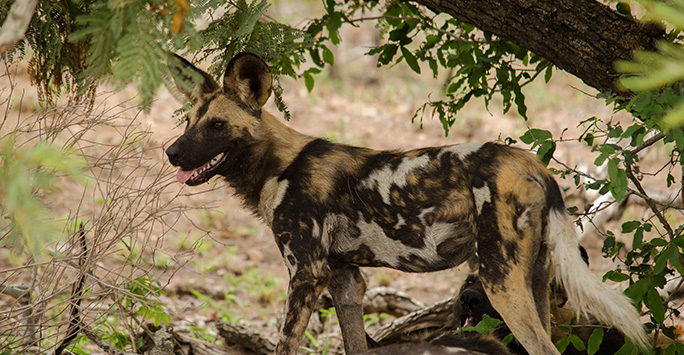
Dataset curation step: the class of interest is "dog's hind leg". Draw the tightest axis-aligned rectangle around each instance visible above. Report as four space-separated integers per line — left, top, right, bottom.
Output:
477 228 556 354
329 265 370 353
480 266 557 354
474 186 558 353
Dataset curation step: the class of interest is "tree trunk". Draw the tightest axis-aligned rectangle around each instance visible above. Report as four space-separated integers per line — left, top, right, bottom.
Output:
408 0 664 94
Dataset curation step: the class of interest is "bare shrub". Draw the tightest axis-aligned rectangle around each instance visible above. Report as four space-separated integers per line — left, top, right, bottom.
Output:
0 62 194 354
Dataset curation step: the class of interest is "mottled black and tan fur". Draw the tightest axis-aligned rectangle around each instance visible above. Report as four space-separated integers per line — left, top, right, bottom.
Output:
165 53 646 355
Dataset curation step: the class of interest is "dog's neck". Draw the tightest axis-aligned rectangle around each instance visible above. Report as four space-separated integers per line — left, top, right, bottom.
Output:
222 110 314 214
259 110 314 169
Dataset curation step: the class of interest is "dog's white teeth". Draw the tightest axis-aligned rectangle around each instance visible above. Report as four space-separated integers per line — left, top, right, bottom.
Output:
211 153 224 164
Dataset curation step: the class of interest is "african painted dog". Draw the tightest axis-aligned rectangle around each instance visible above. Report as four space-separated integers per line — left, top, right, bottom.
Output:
165 52 647 354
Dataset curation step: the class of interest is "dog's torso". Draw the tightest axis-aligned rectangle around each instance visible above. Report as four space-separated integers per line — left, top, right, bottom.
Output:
259 138 550 276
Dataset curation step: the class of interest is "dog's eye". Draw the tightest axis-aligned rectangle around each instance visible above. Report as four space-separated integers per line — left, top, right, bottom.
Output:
212 121 225 130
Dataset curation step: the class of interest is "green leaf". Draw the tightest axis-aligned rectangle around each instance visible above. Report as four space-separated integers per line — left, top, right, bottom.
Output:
624 278 648 303
654 248 670 275
378 44 398 65
555 336 571 353
602 235 616 256
544 64 553 83
428 58 439 78
501 333 516 345
327 12 342 44
401 47 421 74
614 341 639 355
632 227 644 249
647 287 665 324
673 128 684 150
621 124 643 139
652 238 668 247
587 327 604 355
667 243 683 275
622 220 641 233
461 314 502 334
605 271 631 282
513 84 528 120
569 334 586 351
322 46 335 65
537 140 556 165
304 73 314 92
673 234 684 248
520 129 552 145
607 158 627 201
426 34 440 44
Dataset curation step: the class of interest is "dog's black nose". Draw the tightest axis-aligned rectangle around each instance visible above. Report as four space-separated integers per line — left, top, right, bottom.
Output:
460 289 482 310
166 144 183 166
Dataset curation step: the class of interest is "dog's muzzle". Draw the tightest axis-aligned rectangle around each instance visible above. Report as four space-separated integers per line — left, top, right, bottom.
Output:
166 142 184 167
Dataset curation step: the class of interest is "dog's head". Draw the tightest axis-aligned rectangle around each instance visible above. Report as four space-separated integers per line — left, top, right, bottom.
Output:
454 274 503 330
165 53 272 186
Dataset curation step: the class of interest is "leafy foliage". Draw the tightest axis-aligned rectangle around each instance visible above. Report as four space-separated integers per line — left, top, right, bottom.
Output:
0 135 87 258
2 0 314 112
616 0 684 128
522 108 683 352
123 276 171 327
305 0 548 134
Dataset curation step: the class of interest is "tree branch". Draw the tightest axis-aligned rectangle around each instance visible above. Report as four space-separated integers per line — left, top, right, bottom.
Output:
628 131 666 155
81 325 130 355
624 163 675 240
405 0 664 94
0 0 39 53
0 283 30 300
55 225 89 355
372 296 459 345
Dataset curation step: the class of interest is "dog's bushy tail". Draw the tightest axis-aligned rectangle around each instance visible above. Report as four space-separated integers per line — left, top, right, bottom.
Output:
545 183 647 347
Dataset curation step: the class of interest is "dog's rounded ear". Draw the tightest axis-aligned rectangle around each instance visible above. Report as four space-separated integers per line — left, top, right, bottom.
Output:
223 52 272 111
169 54 220 104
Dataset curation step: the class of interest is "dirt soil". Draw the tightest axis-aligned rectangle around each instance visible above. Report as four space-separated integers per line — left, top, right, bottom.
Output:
0 25 667 354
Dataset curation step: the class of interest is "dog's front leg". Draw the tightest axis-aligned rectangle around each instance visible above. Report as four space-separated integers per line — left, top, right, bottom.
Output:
329 265 368 354
276 268 331 355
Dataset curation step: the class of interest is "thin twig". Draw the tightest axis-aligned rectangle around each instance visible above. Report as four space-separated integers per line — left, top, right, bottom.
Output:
625 187 684 211
624 163 675 240
81 325 128 355
54 224 88 355
628 131 666 155
349 15 486 43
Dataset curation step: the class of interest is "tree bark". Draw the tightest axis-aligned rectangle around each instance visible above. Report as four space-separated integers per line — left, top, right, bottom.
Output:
408 0 664 94
0 0 38 53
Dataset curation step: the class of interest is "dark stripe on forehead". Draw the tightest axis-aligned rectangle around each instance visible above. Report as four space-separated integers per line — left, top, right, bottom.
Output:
196 94 217 120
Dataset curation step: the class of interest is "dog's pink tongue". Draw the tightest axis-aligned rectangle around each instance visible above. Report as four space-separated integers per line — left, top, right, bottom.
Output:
176 168 195 184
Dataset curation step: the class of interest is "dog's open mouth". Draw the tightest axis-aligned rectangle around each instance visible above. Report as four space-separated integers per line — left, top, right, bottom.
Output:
460 315 478 329
459 314 505 337
176 152 227 185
